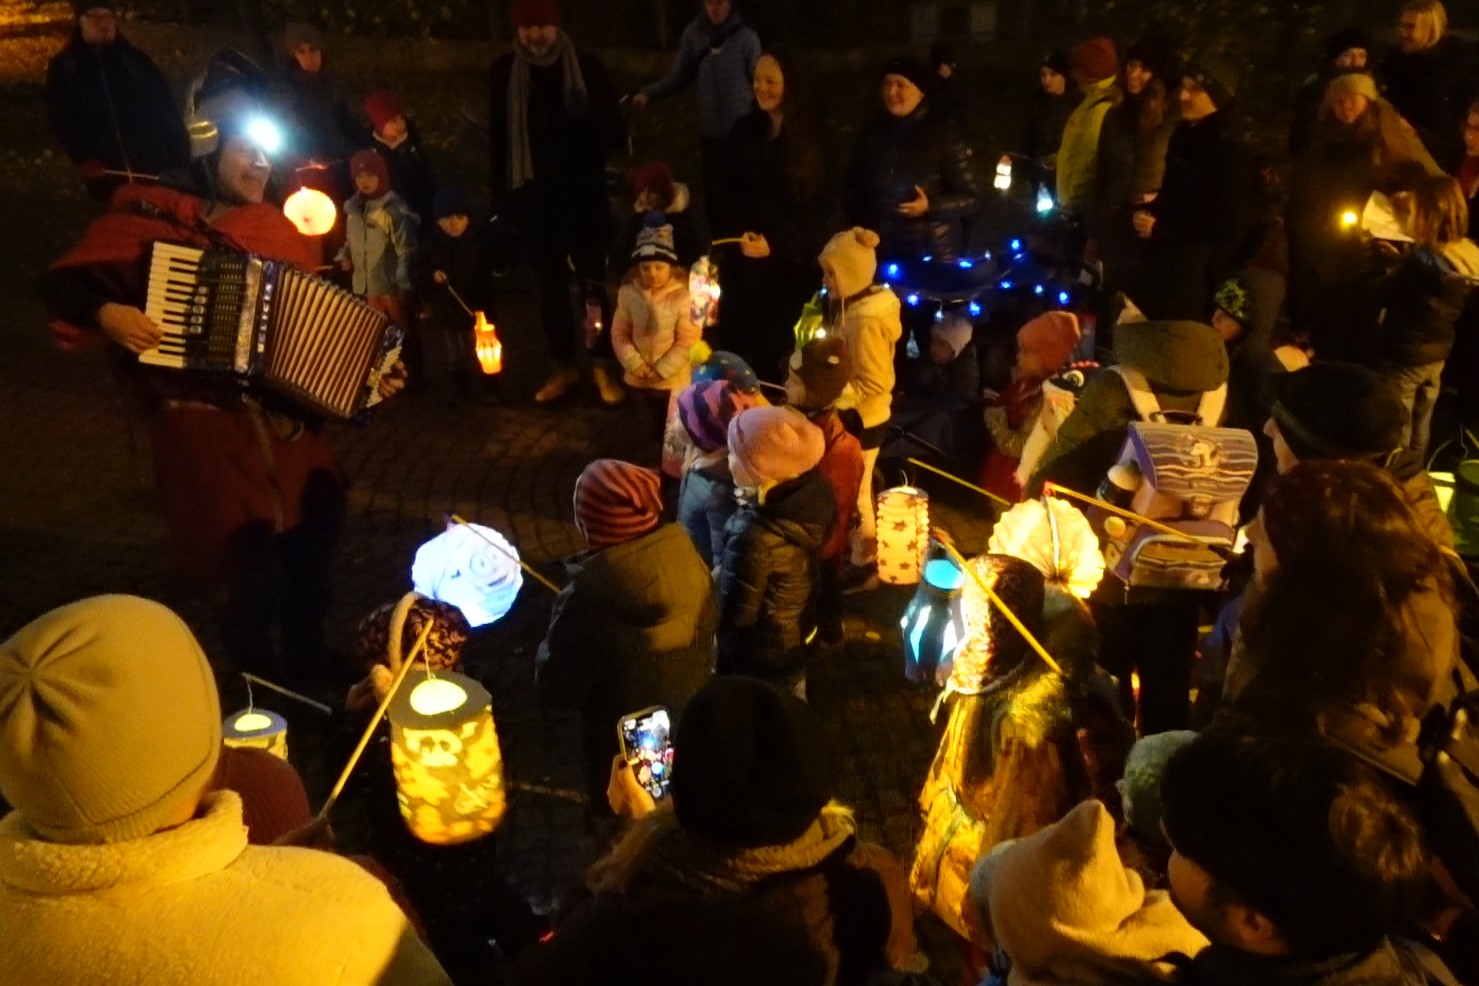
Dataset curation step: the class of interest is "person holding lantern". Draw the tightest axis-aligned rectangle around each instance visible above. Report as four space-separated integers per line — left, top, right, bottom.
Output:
415 185 496 406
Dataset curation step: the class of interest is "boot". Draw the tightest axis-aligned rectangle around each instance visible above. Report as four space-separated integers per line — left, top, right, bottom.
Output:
534 364 580 404
592 361 626 406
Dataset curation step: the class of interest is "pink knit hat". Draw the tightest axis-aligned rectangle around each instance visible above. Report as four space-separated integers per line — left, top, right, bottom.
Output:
573 459 663 549
1017 312 1081 373
727 407 825 489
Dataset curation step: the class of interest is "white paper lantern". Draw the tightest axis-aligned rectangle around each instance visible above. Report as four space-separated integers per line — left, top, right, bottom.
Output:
411 523 524 628
222 708 289 760
988 498 1105 599
876 486 930 585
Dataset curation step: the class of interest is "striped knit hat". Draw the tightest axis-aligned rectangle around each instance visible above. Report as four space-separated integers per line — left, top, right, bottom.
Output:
679 380 761 454
573 459 664 549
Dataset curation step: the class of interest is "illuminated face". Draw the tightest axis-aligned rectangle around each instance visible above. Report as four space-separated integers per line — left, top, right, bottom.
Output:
1464 110 1479 157
753 55 784 114
1125 59 1153 96
820 262 840 298
354 169 382 196
216 135 270 205
292 42 323 73
1211 308 1244 343
517 24 558 56
1040 66 1067 96
1330 91 1369 126
1334 47 1368 70
1263 418 1300 475
1398 11 1429 53
438 214 469 237
1179 78 1217 121
883 74 925 117
639 259 673 291
377 114 408 142
79 8 118 45
705 0 732 25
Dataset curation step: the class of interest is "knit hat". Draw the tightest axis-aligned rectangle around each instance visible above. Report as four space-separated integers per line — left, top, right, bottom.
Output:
1042 48 1072 78
363 89 405 133
433 186 470 221
786 335 853 411
693 348 761 394
632 161 676 208
727 406 826 490
573 458 663 549
881 54 932 95
1017 311 1081 373
1212 277 1253 328
512 0 560 28
1122 731 1197 847
1325 71 1379 104
819 227 881 300
0 595 222 845
1326 27 1373 63
350 147 391 198
71 1 117 13
670 676 833 848
1183 51 1237 108
969 801 1210 979
1070 38 1118 83
1269 362 1406 462
284 21 322 50
356 594 472 674
929 42 956 71
632 211 678 264
1124 35 1173 81
679 379 761 453
932 313 974 359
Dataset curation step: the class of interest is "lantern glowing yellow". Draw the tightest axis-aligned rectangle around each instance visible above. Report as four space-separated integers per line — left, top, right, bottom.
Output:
388 672 506 845
876 486 930 585
222 708 289 760
1339 209 1360 230
473 312 503 375
689 256 722 327
994 155 1013 192
283 187 337 236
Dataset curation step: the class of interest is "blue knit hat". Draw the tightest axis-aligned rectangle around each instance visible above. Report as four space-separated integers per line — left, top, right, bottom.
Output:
433 186 470 221
632 211 678 264
693 350 760 394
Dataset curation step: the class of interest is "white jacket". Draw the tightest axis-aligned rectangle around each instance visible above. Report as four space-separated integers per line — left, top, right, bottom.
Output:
832 287 903 430
612 275 702 391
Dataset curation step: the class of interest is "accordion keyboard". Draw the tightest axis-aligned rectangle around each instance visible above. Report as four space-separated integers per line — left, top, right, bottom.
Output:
140 242 260 373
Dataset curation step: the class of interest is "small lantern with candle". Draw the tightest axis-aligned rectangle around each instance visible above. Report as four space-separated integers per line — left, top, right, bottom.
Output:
283 187 337 237
876 486 930 585
223 707 289 760
689 256 722 328
473 311 503 375
994 155 1013 192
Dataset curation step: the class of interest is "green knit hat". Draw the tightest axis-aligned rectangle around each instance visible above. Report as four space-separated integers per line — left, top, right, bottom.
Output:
1213 277 1253 329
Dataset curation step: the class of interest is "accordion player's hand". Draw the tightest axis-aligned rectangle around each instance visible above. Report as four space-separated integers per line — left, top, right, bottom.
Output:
98 302 163 354
376 359 407 400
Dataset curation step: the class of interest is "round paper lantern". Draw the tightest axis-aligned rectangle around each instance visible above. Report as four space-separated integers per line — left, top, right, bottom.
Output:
223 708 288 760
876 486 930 585
987 498 1105 599
901 554 966 685
283 187 337 236
388 672 506 845
411 523 524 628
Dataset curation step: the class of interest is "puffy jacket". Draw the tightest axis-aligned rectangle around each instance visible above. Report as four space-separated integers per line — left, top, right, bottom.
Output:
1056 76 1119 216
641 12 761 141
717 470 835 684
844 103 981 263
339 191 418 297
678 459 738 568
1370 239 1479 367
832 287 904 431
1380 36 1479 171
612 275 702 390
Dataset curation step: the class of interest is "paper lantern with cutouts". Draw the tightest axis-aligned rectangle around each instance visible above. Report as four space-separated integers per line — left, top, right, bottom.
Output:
901 552 966 685
688 256 722 327
473 312 503 375
223 708 289 760
411 523 523 628
876 486 930 585
987 498 1105 599
388 672 506 845
283 187 337 236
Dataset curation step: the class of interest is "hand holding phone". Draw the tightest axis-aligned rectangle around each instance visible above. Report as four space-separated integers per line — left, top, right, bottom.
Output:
618 706 674 801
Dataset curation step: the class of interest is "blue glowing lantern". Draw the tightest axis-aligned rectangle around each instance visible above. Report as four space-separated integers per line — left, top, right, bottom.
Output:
901 554 967 685
1036 185 1056 215
958 258 974 269
411 523 524 628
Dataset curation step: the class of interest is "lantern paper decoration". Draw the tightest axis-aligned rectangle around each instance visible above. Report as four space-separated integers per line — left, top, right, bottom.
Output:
223 708 289 760
411 523 523 628
876 486 930 585
901 553 967 685
994 155 1012 191
987 498 1105 599
473 311 503 375
388 672 506 845
791 292 826 348
283 187 337 236
689 256 722 327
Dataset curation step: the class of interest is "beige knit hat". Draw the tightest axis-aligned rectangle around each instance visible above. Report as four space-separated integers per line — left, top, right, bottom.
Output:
819 227 881 300
0 595 222 844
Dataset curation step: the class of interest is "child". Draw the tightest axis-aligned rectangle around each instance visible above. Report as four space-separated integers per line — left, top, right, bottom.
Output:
339 149 418 331
675 379 762 568
891 312 982 458
364 89 436 227
980 311 1081 503
416 186 494 405
623 162 700 269
717 406 834 695
612 214 703 447
784 335 863 644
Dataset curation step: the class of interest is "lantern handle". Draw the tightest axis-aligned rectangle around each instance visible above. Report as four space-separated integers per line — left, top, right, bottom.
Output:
318 617 436 820
1042 482 1234 555
906 457 1012 509
240 673 333 715
935 538 1064 678
444 284 476 319
448 514 565 595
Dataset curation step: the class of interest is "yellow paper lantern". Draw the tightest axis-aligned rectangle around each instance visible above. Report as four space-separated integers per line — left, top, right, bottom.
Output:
994 154 1012 191
473 311 503 375
222 708 289 760
388 672 506 845
876 486 930 585
283 187 337 236
688 256 722 327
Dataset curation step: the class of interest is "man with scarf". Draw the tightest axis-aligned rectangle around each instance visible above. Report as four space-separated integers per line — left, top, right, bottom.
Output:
489 0 624 404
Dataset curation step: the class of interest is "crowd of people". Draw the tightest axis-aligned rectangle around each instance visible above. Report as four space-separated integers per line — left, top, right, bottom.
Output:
11 0 1479 983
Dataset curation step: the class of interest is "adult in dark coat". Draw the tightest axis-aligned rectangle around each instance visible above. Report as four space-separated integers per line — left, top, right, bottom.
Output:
277 22 360 166
1020 49 1083 182
1380 0 1478 172
714 48 833 383
1290 29 1373 157
489 0 624 404
1463 98 1479 240
45 3 191 201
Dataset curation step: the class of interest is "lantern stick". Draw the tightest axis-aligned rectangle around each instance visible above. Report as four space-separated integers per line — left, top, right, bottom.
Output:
906 457 1012 509
318 618 435 820
448 514 564 595
444 284 476 319
936 538 1065 678
709 237 744 247
508 780 588 805
1042 482 1228 548
241 673 333 715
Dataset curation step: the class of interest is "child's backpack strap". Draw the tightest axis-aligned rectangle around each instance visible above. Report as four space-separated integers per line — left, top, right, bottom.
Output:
1111 365 1228 427
1193 383 1229 429
1109 365 1162 422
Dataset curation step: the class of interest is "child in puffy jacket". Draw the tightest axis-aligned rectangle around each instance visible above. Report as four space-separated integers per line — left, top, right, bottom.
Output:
674 379 762 568
339 148 418 330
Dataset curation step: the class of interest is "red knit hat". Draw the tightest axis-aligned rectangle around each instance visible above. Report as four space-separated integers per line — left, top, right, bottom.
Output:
573 459 663 549
1017 312 1081 375
363 90 405 133
632 162 676 208
512 0 560 28
1070 38 1118 83
349 148 391 199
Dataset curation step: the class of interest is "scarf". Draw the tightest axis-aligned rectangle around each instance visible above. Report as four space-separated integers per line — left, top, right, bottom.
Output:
507 29 588 191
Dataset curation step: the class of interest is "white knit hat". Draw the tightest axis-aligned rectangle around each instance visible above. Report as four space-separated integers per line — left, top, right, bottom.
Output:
819 227 881 300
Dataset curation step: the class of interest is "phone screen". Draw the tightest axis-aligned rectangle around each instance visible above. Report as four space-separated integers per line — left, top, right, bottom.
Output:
619 707 673 801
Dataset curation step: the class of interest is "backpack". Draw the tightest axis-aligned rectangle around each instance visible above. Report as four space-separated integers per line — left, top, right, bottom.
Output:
1095 367 1258 592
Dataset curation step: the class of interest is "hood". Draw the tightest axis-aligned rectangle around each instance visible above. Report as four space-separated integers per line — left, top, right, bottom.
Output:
1114 320 1228 393
1079 74 1119 102
1438 238 1479 279
845 287 904 341
754 471 833 552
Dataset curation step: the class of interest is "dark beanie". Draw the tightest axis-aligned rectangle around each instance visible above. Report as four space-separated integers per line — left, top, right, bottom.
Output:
1184 51 1238 108
1325 27 1373 63
929 42 955 70
1042 48 1072 78
670 677 833 848
72 1 117 13
881 55 932 94
284 21 322 51
1269 362 1406 462
1124 34 1173 81
1070 38 1118 83
512 0 560 28
433 186 470 221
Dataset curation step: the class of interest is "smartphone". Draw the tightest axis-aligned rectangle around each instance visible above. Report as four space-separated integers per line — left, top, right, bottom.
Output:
617 706 673 801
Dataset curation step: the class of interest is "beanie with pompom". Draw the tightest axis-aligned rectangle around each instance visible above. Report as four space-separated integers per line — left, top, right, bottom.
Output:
819 227 881 300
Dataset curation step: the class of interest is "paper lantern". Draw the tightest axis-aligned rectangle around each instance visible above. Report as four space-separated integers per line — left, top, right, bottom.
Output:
1036 185 1056 215
901 554 967 685
411 523 523 628
876 486 930 585
987 498 1105 599
388 672 506 845
791 292 826 348
283 187 337 236
1339 209 1360 231
994 155 1012 191
688 256 722 327
473 311 503 375
223 708 289 760
947 554 1046 696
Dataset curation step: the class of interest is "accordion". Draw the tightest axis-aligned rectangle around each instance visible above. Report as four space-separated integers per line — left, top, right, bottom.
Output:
140 242 402 419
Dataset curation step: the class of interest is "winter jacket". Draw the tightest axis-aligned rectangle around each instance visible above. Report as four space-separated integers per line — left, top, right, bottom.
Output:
340 191 418 297
278 63 361 163
1290 68 1374 158
717 470 835 684
810 410 864 566
1028 320 1230 497
1391 450 1455 549
1093 87 1179 235
621 183 703 269
1178 938 1456 986
643 13 761 141
373 123 437 225
613 275 702 390
1380 36 1479 171
845 103 982 263
414 225 493 332
1022 87 1084 164
44 29 190 182
0 791 451 985
1056 76 1119 216
717 110 836 267
678 458 739 568
1369 239 1479 367
831 287 905 432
